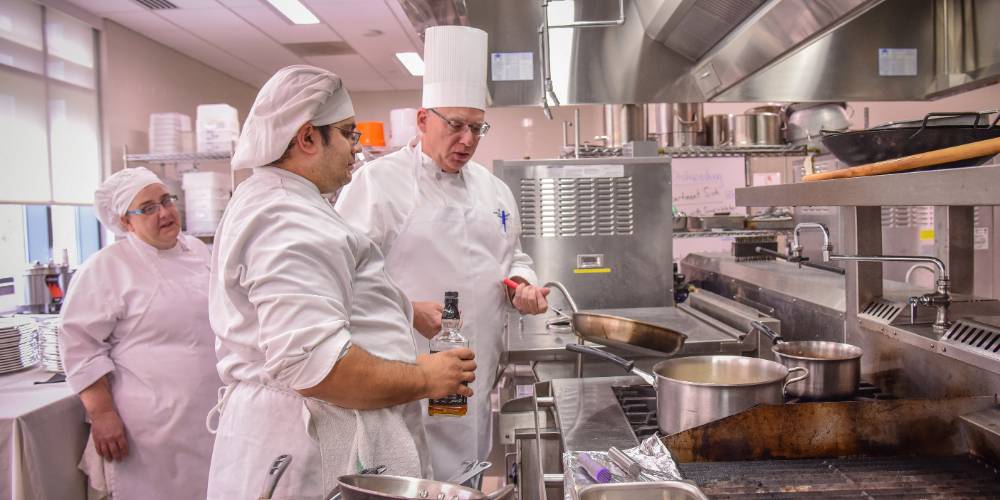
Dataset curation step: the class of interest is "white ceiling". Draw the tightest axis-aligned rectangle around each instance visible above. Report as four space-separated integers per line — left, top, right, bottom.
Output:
64 0 424 91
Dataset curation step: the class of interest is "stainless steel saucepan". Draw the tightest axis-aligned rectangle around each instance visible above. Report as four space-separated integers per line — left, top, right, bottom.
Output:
748 321 862 400
567 345 808 435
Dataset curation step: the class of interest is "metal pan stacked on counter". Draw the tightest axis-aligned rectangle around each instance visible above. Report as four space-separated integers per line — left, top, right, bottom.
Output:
0 317 40 374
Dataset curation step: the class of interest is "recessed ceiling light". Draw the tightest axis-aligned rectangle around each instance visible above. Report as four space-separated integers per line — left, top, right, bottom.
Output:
363 29 384 37
265 0 319 25
395 52 424 76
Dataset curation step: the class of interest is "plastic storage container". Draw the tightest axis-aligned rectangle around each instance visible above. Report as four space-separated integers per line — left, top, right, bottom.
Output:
182 171 230 234
149 112 192 154
196 104 240 154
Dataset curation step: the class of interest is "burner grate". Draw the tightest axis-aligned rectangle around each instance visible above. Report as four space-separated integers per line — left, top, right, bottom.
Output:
679 455 1000 498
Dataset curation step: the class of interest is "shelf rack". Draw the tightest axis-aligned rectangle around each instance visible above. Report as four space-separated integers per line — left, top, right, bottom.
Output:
736 161 1000 376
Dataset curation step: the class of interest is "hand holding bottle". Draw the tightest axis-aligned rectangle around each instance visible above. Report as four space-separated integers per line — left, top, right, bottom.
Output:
418 348 476 399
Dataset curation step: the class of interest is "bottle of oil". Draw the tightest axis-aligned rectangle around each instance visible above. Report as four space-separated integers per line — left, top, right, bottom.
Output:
428 291 468 417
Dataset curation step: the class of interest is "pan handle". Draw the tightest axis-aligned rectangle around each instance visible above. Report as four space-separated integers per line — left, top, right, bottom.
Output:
783 366 809 395
749 321 783 345
567 344 634 371
910 112 990 140
565 345 656 385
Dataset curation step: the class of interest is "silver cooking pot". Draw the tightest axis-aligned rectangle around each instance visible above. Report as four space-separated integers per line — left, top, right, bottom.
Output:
567 345 808 435
749 321 862 400
334 475 515 500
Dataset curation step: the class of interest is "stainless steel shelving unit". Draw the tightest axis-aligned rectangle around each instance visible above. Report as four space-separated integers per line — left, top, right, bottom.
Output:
737 164 1000 207
674 229 790 239
664 144 809 158
736 162 1000 377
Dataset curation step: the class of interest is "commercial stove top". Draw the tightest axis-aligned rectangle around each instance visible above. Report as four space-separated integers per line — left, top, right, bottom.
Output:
610 383 895 440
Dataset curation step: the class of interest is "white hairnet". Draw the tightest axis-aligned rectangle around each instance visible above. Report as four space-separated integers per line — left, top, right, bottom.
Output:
94 167 164 236
231 65 355 171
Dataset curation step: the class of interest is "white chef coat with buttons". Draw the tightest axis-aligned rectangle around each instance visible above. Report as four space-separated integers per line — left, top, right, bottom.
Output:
206 166 429 499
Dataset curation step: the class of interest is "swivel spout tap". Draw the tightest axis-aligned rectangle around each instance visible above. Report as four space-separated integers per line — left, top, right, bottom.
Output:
543 281 579 313
829 254 952 332
791 222 833 264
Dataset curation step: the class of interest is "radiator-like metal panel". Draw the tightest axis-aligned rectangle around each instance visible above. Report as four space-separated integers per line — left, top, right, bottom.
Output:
496 157 672 309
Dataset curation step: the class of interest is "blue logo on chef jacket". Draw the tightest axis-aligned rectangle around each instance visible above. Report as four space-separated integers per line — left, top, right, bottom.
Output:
494 208 509 233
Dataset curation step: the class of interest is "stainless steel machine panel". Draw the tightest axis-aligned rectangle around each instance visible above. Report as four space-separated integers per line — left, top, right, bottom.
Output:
496 157 672 309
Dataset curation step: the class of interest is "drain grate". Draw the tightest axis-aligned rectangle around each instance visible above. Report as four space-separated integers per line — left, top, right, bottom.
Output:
860 299 903 324
943 317 1000 357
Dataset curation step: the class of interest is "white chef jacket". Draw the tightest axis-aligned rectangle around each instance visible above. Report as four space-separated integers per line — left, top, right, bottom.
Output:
207 166 428 499
336 144 537 283
335 141 538 479
60 233 221 500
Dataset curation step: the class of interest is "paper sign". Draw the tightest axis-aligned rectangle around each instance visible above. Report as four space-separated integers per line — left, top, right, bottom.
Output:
879 48 918 76
537 164 625 179
491 52 534 81
975 227 989 250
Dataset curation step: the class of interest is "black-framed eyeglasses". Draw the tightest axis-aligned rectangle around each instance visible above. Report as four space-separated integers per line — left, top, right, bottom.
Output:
428 108 491 137
125 194 178 216
333 126 363 146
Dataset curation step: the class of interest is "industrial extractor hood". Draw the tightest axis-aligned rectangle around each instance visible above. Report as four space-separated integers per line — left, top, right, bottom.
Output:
398 0 1000 105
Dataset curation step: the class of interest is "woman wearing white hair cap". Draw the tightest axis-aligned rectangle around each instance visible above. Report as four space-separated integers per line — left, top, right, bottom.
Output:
59 167 221 499
206 65 475 499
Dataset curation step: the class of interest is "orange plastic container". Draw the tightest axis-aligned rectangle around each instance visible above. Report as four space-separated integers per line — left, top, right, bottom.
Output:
356 121 386 147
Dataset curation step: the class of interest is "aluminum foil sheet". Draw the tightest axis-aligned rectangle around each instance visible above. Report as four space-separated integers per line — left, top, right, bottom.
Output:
562 435 683 500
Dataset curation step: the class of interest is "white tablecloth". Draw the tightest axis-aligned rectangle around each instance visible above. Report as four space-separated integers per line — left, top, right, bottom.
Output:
0 367 87 500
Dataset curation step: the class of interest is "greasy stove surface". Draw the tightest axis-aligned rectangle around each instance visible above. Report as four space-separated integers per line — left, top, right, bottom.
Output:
679 455 1000 499
611 383 894 439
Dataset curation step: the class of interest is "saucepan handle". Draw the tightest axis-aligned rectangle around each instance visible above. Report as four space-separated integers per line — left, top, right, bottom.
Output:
783 366 809 394
566 344 634 371
565 345 656 385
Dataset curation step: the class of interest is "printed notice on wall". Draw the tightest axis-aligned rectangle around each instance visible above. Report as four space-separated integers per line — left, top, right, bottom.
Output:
491 52 534 81
878 48 917 76
975 227 989 250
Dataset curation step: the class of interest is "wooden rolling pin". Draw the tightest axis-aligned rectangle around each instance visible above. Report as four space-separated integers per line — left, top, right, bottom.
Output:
803 136 1000 181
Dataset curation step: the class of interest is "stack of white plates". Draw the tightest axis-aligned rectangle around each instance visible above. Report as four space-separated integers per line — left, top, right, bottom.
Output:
0 317 39 374
37 318 63 373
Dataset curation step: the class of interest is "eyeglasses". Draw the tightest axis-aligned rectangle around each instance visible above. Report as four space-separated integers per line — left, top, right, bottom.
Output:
428 108 491 137
125 194 178 216
333 126 363 146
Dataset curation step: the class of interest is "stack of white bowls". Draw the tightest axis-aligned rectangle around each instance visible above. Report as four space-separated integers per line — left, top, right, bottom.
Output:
196 104 240 154
149 112 192 155
183 171 230 235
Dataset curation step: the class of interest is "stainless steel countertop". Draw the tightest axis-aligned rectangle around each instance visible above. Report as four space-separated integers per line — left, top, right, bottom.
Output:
551 375 643 453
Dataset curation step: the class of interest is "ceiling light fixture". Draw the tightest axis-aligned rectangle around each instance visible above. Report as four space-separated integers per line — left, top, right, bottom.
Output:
265 0 320 25
395 52 424 76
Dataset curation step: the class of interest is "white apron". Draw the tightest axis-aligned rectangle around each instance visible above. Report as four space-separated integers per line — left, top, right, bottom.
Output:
206 381 427 499
383 143 518 480
73 235 220 500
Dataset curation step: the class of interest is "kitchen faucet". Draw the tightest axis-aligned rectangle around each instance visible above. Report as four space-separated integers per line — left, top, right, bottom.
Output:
790 223 952 332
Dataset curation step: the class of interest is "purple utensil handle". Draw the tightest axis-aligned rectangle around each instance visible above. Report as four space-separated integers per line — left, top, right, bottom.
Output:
578 453 612 483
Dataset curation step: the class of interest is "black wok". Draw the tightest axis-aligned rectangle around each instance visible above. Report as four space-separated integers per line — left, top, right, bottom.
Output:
822 112 1000 168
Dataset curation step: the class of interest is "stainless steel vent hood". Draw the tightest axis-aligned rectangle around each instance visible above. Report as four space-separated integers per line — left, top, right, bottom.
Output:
399 0 1000 105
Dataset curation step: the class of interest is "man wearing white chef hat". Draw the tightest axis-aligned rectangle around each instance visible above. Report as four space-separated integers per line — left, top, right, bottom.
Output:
206 65 476 498
336 26 550 481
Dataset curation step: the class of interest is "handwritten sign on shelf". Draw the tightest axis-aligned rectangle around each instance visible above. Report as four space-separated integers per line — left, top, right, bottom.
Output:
671 157 747 216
